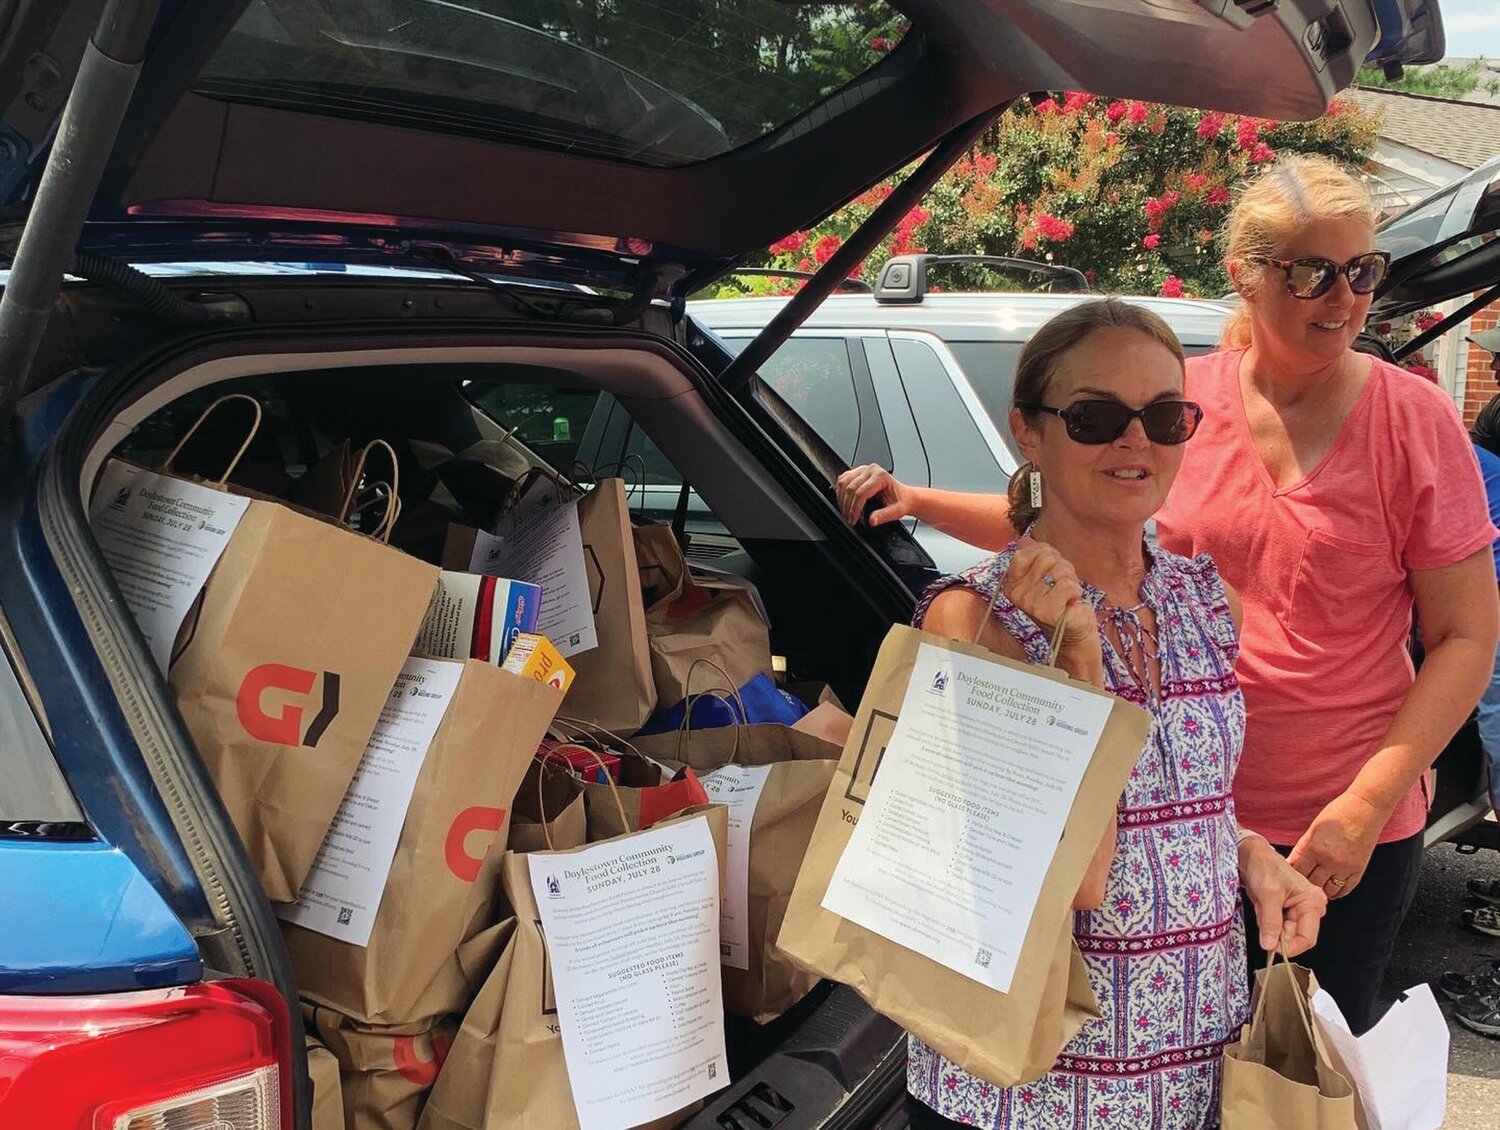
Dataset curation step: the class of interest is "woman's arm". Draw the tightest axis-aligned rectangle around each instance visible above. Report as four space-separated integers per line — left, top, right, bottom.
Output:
1074 811 1119 911
1238 832 1326 957
836 465 1017 551
1289 548 1500 895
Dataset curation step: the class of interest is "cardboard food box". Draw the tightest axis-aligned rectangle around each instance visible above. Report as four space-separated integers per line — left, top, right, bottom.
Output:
502 633 574 693
414 571 541 665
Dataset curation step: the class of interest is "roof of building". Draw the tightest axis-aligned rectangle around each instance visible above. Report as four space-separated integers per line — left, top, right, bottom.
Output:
1347 86 1500 170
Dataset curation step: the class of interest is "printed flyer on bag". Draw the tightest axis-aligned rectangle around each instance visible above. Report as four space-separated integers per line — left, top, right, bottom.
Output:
822 641 1112 994
468 495 597 659
700 764 773 972
529 815 727 1130
278 657 463 945
88 460 249 672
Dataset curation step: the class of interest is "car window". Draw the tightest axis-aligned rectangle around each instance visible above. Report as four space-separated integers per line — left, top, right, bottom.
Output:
861 337 929 489
945 340 1023 448
620 424 741 562
111 380 314 498
199 0 906 168
947 338 1216 446
466 385 601 472
719 336 862 464
0 617 83 825
890 338 1006 493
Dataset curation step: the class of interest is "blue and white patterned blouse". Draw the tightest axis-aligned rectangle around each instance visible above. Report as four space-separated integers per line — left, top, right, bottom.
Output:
907 543 1248 1130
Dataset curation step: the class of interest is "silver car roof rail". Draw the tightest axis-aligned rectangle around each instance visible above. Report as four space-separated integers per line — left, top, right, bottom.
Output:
873 254 1089 304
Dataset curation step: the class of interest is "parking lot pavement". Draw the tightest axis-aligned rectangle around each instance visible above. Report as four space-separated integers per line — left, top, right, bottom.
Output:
1380 843 1500 1127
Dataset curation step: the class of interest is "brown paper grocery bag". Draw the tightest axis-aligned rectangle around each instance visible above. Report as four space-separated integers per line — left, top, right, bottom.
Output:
1222 953 1357 1129
633 522 688 613
308 1007 458 1130
442 479 654 734
776 623 1149 1087
643 718 837 1020
506 758 588 855
283 660 564 1026
308 1037 346 1130
569 743 711 840
632 715 837 777
564 478 656 732
290 439 405 539
420 805 727 1130
690 730 838 1023
791 701 855 747
159 401 439 903
636 528 772 708
289 439 357 517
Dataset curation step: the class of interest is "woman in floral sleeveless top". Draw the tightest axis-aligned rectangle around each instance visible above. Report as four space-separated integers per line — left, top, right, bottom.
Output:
905 299 1325 1130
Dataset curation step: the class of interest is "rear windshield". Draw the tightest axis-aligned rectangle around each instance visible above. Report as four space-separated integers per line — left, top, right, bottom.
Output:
198 0 906 168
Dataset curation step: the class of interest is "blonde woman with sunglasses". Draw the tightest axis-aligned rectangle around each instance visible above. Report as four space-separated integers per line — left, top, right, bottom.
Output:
842 157 1499 1043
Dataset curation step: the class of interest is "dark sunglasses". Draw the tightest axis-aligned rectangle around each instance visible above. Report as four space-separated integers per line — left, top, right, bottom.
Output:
1017 398 1204 445
1251 251 1390 299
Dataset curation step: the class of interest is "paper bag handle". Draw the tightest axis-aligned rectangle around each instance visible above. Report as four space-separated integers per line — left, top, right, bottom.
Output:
976 581 1069 667
582 456 647 516
679 658 748 726
673 688 744 764
553 716 644 761
161 393 263 486
536 745 629 846
337 440 401 535
676 658 749 763
520 464 576 504
531 753 570 852
1248 944 1319 1052
346 481 401 543
546 724 603 751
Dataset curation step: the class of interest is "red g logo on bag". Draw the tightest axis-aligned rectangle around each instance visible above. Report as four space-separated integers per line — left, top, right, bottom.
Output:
235 663 341 747
393 1031 451 1085
443 805 506 882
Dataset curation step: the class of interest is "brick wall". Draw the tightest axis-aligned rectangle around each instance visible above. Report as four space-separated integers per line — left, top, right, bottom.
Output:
1463 303 1500 427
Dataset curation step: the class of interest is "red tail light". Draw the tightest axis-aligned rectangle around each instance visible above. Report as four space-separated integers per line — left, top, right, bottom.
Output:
0 979 292 1130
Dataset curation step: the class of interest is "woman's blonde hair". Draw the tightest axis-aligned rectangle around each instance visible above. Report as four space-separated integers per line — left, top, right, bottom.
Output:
1006 297 1185 531
1222 154 1380 349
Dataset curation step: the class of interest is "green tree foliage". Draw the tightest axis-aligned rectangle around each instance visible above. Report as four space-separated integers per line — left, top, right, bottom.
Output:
736 95 1380 300
463 0 904 144
1356 60 1500 100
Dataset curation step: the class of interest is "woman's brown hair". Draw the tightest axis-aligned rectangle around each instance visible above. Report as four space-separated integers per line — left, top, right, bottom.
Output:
1007 298 1185 531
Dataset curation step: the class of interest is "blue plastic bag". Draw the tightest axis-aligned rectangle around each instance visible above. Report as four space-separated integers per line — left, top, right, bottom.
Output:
635 671 809 736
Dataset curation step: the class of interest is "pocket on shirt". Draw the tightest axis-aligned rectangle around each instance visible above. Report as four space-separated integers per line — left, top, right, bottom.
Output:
1287 529 1400 637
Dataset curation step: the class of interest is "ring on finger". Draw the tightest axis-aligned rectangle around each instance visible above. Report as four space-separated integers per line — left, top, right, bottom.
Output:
1042 574 1056 587
1328 876 1347 889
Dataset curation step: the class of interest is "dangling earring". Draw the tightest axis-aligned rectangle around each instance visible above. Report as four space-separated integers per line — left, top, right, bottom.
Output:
1028 467 1043 510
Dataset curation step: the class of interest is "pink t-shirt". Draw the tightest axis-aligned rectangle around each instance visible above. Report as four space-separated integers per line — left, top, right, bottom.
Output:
1156 350 1497 844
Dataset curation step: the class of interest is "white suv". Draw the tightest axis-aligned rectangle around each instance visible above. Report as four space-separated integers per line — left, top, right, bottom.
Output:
686 257 1233 573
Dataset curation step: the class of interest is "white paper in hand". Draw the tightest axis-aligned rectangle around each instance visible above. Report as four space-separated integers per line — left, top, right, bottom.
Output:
1311 984 1448 1130
821 641 1111 993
